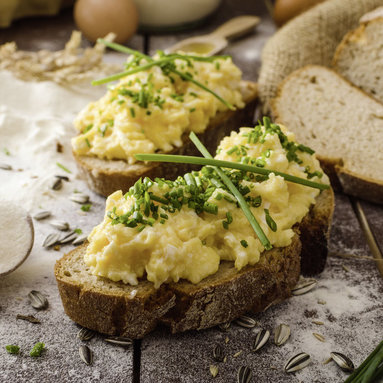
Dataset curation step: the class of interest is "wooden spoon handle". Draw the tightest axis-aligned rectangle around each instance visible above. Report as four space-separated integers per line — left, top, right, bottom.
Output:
210 15 261 40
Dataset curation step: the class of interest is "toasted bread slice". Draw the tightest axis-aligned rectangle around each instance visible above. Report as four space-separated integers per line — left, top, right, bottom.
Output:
271 65 383 204
55 188 333 339
74 81 258 197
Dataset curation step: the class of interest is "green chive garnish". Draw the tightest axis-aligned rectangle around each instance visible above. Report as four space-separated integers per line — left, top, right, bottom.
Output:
83 124 93 134
5 345 20 354
92 39 235 110
56 162 71 174
345 340 383 383
240 240 248 248
29 342 45 357
134 154 329 191
81 204 92 212
188 132 272 250
3 147 10 156
264 209 277 232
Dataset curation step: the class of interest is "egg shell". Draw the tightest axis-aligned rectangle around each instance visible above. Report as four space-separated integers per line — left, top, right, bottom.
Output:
74 0 139 43
273 0 326 26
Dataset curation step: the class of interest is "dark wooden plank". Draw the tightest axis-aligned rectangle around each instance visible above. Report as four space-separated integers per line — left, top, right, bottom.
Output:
329 194 371 258
147 0 275 81
0 272 134 382
359 200 383 255
140 194 383 382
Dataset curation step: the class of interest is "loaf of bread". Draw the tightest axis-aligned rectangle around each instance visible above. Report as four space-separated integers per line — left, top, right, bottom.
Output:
74 81 257 197
55 188 333 339
333 17 383 103
271 65 383 204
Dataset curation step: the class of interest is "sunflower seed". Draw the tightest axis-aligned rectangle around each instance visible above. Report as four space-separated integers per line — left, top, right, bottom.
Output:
313 333 325 342
213 344 224 362
79 345 93 365
51 177 62 191
33 210 51 220
284 352 311 373
104 336 133 347
0 163 12 170
237 366 252 383
28 290 48 310
50 220 69 231
210 365 219 378
252 329 270 352
59 231 77 244
42 233 60 247
16 314 41 324
70 193 89 204
274 323 291 346
77 327 96 341
292 278 317 296
72 234 88 246
330 352 354 372
218 321 231 331
55 175 69 181
235 315 257 328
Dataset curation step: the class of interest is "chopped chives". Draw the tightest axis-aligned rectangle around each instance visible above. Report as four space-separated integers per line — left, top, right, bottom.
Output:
264 209 277 232
189 132 272 250
56 162 71 174
240 240 248 248
93 39 235 110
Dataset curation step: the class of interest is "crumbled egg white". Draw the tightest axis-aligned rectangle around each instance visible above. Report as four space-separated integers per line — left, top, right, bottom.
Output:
85 124 329 288
72 55 244 163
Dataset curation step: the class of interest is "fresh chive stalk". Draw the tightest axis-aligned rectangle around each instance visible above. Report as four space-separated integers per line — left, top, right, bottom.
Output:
56 162 71 174
344 340 383 383
92 57 177 86
134 154 329 191
93 39 235 110
188 132 272 250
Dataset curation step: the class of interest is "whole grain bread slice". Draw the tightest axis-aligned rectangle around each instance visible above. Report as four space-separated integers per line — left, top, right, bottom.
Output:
55 188 333 339
74 81 257 197
271 65 383 204
332 17 383 103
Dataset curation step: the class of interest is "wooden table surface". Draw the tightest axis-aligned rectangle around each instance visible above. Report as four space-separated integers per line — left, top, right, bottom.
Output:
0 1 382 382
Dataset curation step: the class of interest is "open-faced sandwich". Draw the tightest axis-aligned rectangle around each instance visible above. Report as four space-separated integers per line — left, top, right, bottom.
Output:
56 118 334 338
71 41 257 196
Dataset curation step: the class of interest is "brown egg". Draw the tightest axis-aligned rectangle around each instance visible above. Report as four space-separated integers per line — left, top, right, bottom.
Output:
273 0 326 27
74 0 139 43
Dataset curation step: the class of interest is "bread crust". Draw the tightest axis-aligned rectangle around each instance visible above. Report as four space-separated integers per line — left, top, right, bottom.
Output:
55 189 333 338
74 81 258 197
271 65 383 204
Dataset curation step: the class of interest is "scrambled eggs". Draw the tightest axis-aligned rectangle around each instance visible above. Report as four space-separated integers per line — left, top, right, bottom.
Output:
72 54 244 164
85 122 329 288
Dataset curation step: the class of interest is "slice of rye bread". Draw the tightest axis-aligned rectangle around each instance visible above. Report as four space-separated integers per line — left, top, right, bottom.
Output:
271 65 383 204
55 188 333 339
73 81 258 197
332 17 383 104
